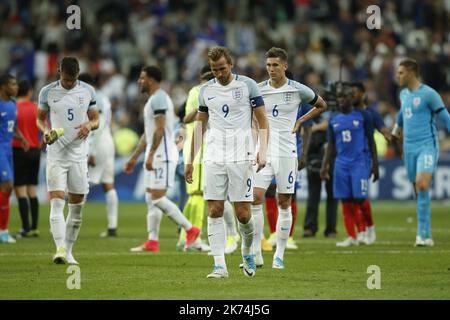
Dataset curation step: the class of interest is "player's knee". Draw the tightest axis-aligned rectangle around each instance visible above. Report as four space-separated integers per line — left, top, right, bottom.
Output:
278 195 291 209
209 203 224 217
416 180 429 192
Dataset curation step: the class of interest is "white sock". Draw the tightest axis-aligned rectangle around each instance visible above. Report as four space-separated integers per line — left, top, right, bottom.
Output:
223 201 238 237
251 204 264 258
274 207 292 260
238 216 255 256
105 189 118 229
153 196 192 230
208 217 227 269
146 193 163 241
50 198 66 248
65 203 83 255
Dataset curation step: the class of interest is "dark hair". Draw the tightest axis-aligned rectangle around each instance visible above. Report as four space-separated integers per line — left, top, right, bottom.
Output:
399 58 419 76
60 56 80 77
266 47 288 62
17 80 31 97
0 74 15 87
208 46 233 64
351 82 365 93
200 65 214 81
142 66 163 82
78 73 95 86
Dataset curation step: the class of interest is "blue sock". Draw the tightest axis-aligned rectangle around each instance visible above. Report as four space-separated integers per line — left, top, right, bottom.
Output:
417 191 431 239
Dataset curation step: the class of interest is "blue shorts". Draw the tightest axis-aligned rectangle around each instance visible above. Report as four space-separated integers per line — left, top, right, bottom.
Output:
404 145 438 183
0 147 14 183
333 161 369 199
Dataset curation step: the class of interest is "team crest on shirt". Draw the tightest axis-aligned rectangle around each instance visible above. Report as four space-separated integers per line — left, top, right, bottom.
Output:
283 92 293 103
232 87 243 100
353 120 359 127
79 96 85 106
413 97 421 107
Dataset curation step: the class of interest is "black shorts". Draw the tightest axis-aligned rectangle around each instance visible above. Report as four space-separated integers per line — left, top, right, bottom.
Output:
13 147 41 186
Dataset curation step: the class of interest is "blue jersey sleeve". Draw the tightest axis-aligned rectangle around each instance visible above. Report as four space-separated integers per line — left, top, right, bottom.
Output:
369 108 386 131
327 119 335 142
361 110 374 139
427 88 445 113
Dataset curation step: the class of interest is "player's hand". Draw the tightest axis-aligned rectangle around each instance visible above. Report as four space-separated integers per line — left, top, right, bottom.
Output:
292 118 304 134
123 158 137 174
185 163 194 184
256 152 266 173
145 154 154 171
371 163 379 182
21 139 30 152
43 130 57 145
75 122 92 140
88 155 96 167
320 167 330 180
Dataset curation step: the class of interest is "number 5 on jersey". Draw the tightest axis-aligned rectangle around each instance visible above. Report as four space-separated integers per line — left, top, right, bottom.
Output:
68 108 74 121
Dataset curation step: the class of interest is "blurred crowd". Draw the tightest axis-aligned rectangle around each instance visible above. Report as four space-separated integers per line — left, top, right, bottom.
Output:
1 0 449 157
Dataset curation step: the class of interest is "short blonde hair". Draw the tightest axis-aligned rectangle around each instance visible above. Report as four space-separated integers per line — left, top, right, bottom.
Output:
208 46 233 64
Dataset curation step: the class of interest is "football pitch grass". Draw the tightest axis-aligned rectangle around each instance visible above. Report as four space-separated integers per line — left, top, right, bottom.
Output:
1 201 450 300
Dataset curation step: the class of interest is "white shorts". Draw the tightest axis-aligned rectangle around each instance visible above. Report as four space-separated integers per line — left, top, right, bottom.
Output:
89 143 115 185
144 160 177 190
203 161 254 202
46 160 89 194
254 157 297 194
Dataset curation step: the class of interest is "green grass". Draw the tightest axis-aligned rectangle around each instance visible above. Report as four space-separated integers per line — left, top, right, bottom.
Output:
1 201 450 299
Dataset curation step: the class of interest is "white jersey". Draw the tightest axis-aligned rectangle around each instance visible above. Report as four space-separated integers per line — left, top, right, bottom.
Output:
38 80 97 162
199 74 264 163
143 88 178 162
258 79 316 159
89 91 114 157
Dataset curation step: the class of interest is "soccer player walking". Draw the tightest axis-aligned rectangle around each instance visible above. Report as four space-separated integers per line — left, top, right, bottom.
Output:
0 74 29 244
392 59 450 247
125 66 200 252
251 48 327 269
350 82 391 245
78 73 119 238
320 85 379 247
37 57 100 264
185 46 269 278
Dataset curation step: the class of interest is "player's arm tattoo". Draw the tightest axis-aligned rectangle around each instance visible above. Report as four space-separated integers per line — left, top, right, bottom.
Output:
87 108 100 131
149 115 166 155
188 111 208 165
130 134 147 161
183 109 198 124
293 96 327 133
36 109 50 133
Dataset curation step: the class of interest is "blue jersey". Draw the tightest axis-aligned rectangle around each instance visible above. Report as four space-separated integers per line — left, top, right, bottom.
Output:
296 103 313 155
328 109 373 166
361 107 386 160
0 99 17 150
396 84 445 150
